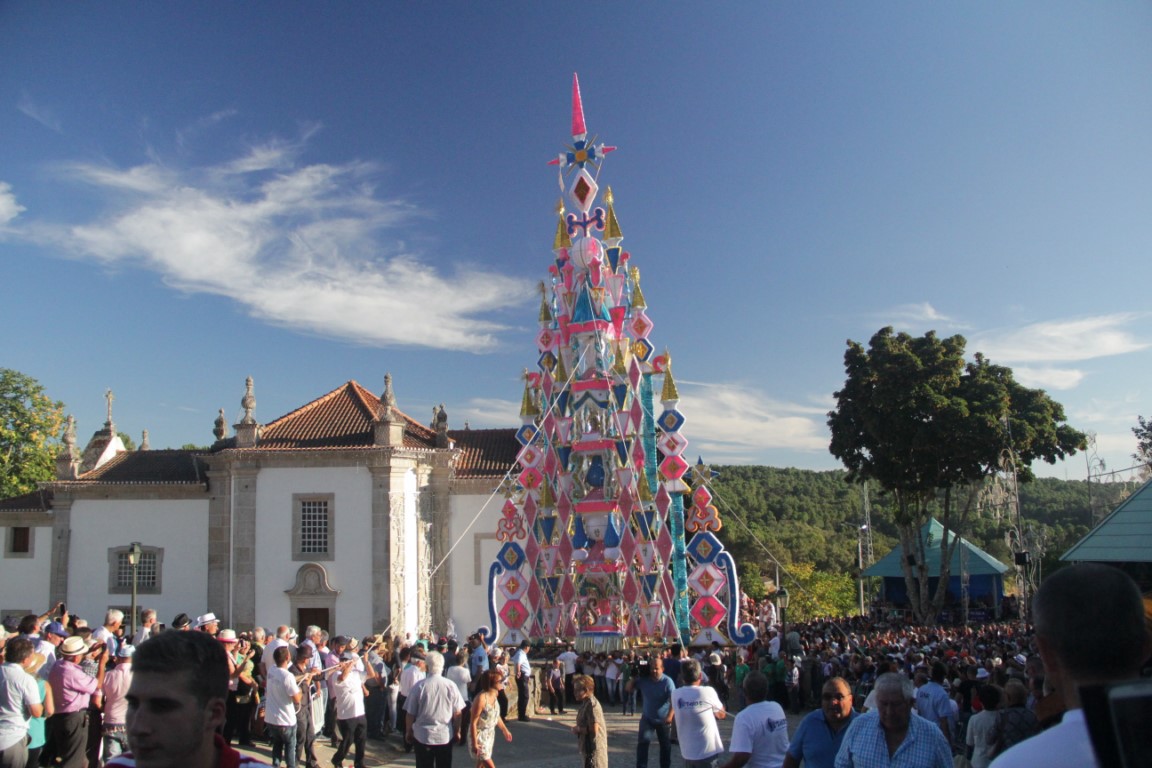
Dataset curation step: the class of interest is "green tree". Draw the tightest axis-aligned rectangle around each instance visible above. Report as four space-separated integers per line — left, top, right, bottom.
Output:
827 328 1085 623
1133 416 1152 470
777 562 857 622
0 369 65 498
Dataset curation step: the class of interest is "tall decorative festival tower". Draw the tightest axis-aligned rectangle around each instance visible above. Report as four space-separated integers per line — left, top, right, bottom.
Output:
485 75 754 650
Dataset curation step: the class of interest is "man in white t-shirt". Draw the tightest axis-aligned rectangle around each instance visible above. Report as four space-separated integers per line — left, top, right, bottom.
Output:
672 659 727 768
557 644 579 704
444 650 472 746
264 645 302 768
720 672 789 768
0 638 45 765
260 626 291 680
332 650 368 768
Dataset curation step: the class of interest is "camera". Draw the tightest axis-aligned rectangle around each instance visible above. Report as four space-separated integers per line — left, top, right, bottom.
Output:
1082 679 1152 768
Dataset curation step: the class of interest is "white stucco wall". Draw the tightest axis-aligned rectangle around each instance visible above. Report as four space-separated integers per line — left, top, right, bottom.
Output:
447 490 505 637
252 466 374 637
67 498 209 624
0 526 54 619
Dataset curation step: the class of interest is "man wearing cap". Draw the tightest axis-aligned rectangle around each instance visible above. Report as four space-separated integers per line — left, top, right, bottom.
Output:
0 637 45 768
102 643 135 762
37 620 70 680
45 635 108 768
195 614 220 638
511 640 534 722
398 647 427 752
171 613 192 632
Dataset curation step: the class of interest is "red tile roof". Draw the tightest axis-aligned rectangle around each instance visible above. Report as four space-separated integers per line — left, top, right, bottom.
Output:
0 488 53 512
74 450 210 485
243 380 438 450
451 428 519 479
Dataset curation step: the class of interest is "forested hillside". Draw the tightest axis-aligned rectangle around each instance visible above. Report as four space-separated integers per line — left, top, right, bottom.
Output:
708 465 1142 613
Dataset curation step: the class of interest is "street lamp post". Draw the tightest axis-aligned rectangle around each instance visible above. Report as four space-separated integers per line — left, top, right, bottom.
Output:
776 586 789 658
857 524 867 617
127 542 142 639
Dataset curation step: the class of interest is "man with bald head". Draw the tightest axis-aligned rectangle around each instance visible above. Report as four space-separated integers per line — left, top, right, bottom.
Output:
784 677 858 768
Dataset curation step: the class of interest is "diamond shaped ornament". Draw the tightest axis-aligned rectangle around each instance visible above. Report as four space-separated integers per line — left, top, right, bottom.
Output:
659 430 688 457
660 453 689 481
690 595 725 629
687 562 726 597
499 598 529 630
569 168 599 212
499 569 529 600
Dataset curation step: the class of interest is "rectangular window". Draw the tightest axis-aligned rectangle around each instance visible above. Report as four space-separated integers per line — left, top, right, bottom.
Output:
5 527 33 558
115 551 158 589
293 493 335 561
10 527 29 554
300 500 329 554
107 546 163 594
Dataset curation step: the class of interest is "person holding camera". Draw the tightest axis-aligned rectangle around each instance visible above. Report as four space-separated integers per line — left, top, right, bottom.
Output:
44 635 108 768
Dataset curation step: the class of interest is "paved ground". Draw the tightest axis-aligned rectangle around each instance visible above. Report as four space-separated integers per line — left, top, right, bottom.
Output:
237 700 808 768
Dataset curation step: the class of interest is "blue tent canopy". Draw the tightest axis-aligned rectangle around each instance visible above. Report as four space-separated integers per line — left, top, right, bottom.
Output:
863 518 1009 612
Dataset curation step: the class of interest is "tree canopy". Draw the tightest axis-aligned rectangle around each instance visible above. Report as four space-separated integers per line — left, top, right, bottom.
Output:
1133 416 1152 470
825 327 1085 622
0 369 65 498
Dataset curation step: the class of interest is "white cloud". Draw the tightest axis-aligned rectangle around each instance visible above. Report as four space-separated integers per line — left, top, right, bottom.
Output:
676 380 830 463
875 302 963 329
175 109 238 153
450 382 833 464
17 94 62 133
1010 366 1085 391
37 143 535 351
973 314 1149 363
0 182 25 228
457 397 521 428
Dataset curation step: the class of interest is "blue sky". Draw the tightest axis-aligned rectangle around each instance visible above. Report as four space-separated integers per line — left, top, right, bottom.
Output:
2 3 1150 480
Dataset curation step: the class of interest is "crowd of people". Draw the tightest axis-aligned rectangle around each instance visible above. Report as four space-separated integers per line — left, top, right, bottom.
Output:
0 561 1148 768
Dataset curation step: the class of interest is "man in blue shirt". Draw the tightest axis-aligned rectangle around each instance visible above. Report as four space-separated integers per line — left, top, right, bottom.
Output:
783 677 858 768
834 673 951 768
626 656 676 768
511 640 534 722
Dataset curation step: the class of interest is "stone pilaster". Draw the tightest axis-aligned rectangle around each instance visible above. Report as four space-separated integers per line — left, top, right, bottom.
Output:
370 464 406 634
206 468 234 626
48 493 73 606
427 458 454 633
230 465 260 629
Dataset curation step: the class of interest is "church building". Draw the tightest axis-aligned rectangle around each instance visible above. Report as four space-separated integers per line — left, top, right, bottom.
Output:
0 375 518 640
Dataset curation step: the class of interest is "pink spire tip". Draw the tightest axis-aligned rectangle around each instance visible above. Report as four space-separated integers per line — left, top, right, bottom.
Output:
571 72 587 140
